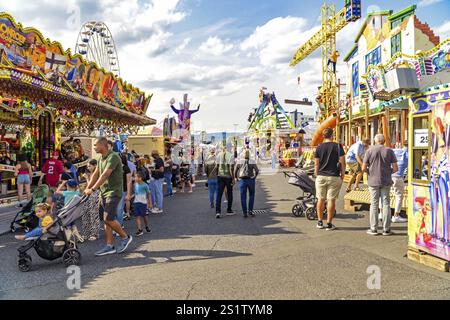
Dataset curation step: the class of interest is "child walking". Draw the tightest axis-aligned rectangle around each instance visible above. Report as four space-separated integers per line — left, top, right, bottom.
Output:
134 172 152 236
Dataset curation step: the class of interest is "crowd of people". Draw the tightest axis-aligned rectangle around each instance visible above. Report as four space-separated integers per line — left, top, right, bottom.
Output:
314 128 408 235
13 137 262 257
13 127 409 257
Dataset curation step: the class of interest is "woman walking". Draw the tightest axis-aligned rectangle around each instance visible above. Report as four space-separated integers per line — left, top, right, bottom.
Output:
117 154 132 227
164 155 174 197
15 156 33 208
81 159 101 241
205 149 218 208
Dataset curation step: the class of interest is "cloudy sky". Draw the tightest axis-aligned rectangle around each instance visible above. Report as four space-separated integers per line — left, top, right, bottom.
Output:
1 0 450 132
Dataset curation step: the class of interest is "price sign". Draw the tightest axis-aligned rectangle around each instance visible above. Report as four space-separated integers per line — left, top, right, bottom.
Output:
414 129 429 147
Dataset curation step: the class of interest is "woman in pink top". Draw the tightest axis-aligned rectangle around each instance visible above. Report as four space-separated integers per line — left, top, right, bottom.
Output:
15 158 33 207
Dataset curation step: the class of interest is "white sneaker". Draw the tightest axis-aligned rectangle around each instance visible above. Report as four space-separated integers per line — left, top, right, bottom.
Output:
392 216 408 223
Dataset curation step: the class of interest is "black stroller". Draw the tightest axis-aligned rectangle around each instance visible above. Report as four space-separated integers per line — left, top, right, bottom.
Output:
10 185 50 233
17 195 89 272
284 171 327 221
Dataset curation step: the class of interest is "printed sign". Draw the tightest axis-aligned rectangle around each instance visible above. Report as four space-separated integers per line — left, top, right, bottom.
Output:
414 129 429 147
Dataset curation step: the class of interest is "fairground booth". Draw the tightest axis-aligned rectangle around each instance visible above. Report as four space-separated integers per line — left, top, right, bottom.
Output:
0 13 155 199
346 35 450 265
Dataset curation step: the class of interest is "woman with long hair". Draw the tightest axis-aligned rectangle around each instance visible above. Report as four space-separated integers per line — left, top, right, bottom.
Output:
15 156 33 208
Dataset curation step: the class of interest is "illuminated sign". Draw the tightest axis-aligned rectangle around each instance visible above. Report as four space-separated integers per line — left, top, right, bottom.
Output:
0 22 26 46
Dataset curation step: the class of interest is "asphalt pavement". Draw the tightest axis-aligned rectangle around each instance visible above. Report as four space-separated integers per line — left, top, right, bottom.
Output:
0 168 449 300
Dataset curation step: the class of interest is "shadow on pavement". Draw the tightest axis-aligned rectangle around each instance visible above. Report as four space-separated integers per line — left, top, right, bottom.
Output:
0 171 298 299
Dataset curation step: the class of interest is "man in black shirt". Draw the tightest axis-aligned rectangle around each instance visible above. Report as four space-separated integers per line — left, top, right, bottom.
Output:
150 150 165 214
314 128 346 231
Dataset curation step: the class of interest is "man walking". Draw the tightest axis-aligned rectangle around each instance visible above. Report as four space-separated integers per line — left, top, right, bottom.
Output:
345 139 370 192
314 128 346 231
392 143 408 223
235 150 260 218
85 138 133 256
216 145 235 218
362 134 398 236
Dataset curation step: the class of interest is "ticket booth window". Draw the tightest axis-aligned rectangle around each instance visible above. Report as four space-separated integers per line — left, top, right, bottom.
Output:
412 114 431 182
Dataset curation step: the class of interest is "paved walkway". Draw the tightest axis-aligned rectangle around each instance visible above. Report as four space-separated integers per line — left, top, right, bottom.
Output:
0 171 449 300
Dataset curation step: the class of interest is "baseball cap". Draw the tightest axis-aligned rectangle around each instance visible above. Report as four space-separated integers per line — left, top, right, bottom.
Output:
67 179 78 188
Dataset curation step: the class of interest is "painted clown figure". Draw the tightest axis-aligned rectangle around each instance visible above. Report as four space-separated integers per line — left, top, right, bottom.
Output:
170 94 200 132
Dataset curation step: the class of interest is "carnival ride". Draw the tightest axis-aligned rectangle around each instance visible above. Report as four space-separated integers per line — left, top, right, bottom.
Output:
248 88 295 132
75 22 121 76
290 0 362 129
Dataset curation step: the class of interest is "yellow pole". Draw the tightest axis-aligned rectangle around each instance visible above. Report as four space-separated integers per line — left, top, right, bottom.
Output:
336 78 341 143
365 100 369 140
385 107 390 147
348 96 352 146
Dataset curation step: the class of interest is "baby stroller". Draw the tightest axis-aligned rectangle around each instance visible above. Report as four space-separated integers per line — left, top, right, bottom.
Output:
10 185 50 233
283 171 327 221
17 195 89 272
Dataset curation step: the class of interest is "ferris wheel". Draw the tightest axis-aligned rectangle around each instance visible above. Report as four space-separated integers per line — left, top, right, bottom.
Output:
75 21 121 77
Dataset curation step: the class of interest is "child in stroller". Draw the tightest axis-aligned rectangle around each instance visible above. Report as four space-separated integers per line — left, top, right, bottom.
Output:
15 203 53 241
10 184 50 233
15 195 89 272
284 170 328 221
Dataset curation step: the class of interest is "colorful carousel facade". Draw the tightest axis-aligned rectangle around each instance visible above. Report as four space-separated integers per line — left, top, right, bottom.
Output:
0 13 155 198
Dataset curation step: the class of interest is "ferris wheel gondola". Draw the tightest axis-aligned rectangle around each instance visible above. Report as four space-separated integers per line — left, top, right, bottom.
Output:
75 21 121 77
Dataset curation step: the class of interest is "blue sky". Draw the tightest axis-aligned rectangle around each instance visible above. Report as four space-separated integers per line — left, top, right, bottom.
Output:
173 0 450 36
1 0 450 132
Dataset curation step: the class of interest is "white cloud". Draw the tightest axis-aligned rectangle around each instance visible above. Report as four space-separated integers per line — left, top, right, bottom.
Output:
434 21 450 40
199 37 234 56
240 16 320 67
175 38 192 55
2 1 325 132
418 0 443 8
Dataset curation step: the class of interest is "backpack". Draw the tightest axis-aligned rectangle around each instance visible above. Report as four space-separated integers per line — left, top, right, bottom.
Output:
239 160 251 179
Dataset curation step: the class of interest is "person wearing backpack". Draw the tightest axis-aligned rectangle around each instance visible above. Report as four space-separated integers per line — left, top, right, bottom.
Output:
235 150 260 218
215 145 235 218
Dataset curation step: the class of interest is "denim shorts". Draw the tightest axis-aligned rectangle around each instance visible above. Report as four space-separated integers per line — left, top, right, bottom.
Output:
17 174 31 185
